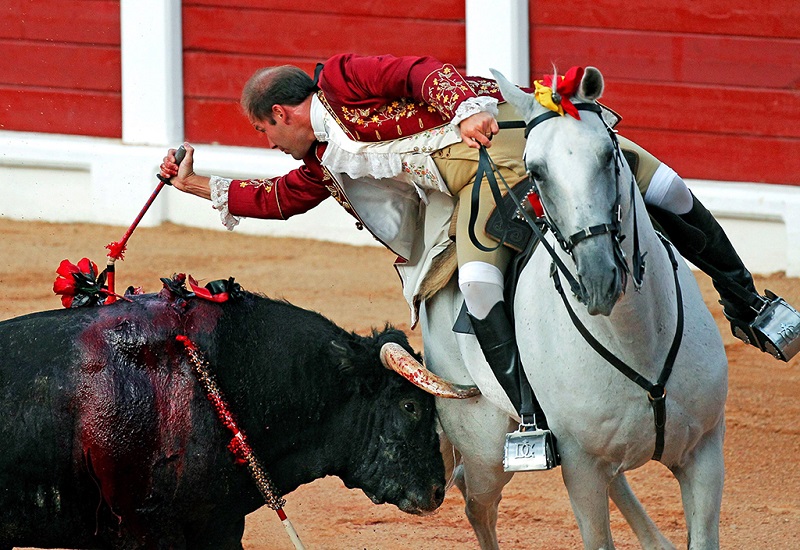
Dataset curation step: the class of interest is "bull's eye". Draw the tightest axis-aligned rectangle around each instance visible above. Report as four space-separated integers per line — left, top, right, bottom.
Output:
400 399 420 420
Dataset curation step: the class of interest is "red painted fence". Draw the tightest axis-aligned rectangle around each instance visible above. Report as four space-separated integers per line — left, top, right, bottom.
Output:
0 0 121 138
530 0 800 184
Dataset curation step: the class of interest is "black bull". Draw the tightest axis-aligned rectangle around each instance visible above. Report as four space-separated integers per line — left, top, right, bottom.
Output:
0 288 447 549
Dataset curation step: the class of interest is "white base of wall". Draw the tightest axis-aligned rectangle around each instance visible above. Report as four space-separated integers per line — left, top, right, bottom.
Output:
0 131 378 248
1 131 799 275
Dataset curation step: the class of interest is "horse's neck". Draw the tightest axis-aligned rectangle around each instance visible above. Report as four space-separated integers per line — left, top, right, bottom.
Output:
617 189 681 349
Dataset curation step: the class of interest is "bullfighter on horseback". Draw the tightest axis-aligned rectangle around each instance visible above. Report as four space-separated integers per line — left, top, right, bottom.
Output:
160 53 799 419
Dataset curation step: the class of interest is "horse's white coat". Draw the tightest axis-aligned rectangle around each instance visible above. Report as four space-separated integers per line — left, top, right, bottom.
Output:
422 68 728 550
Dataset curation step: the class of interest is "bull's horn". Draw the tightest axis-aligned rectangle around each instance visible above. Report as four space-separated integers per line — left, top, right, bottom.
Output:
380 342 481 399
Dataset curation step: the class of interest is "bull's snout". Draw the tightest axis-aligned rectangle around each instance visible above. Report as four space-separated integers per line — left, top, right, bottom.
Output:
397 482 446 515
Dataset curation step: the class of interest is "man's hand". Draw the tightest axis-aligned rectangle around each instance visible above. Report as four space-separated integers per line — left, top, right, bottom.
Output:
159 143 211 199
458 111 499 149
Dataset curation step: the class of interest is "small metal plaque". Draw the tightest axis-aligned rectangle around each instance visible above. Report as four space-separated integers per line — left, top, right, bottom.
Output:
503 429 558 472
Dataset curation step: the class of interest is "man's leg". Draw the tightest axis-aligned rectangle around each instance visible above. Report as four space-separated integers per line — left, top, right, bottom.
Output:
433 112 527 412
458 261 522 411
452 177 521 412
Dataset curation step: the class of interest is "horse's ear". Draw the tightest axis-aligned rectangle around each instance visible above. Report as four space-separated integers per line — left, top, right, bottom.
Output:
579 67 604 101
490 68 538 121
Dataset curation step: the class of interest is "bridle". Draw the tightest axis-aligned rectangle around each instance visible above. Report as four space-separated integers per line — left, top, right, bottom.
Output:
526 102 645 294
475 102 645 303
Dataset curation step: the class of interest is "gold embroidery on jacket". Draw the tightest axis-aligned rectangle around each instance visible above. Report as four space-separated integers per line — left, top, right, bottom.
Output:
424 64 473 118
239 178 275 193
340 98 421 130
466 77 501 96
317 91 357 140
322 168 349 210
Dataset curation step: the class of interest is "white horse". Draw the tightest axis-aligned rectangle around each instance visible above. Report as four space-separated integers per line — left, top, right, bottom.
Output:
419 68 728 549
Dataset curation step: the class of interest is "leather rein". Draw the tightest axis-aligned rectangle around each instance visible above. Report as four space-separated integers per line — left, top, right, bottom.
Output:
472 103 685 461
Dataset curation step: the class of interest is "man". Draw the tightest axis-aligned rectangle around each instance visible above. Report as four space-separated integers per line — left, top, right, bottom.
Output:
161 53 787 415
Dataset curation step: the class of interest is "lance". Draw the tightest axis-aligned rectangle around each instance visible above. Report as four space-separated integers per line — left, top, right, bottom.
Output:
104 146 185 302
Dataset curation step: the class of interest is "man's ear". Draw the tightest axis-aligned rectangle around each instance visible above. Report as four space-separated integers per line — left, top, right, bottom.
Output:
272 104 286 122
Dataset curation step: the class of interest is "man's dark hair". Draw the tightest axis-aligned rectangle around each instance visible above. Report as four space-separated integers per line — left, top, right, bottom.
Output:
240 66 316 124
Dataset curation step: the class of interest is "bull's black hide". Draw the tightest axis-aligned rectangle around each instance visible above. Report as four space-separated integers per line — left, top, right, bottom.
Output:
0 288 445 549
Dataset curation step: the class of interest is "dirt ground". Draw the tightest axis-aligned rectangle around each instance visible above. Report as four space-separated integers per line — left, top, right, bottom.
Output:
1 218 797 549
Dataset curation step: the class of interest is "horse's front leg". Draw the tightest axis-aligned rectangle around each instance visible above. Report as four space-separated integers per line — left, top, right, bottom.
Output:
437 396 516 550
670 419 724 550
559 440 616 549
609 473 676 549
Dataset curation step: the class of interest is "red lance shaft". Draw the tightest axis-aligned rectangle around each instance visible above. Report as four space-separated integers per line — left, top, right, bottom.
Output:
104 146 186 303
176 335 306 550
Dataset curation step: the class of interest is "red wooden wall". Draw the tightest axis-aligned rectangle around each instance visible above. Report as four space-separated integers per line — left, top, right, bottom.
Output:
531 0 800 185
0 0 121 138
181 0 466 147
2 1 797 186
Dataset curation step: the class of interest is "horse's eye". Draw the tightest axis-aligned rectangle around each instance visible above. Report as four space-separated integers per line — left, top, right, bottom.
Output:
528 168 543 182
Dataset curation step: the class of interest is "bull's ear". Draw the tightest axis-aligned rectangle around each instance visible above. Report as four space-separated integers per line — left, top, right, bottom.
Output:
329 340 357 374
579 67 604 101
329 338 383 395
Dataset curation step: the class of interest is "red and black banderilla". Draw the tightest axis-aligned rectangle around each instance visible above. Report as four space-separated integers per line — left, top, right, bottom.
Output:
104 146 185 303
177 335 306 550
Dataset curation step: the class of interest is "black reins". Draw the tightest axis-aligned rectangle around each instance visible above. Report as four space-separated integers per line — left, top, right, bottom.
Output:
470 102 683 461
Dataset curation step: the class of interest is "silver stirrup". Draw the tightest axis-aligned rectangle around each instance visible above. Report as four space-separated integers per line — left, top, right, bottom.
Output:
728 290 800 362
503 424 558 472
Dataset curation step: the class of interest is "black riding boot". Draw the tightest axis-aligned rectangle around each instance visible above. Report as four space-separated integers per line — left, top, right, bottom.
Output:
468 302 523 414
648 192 760 323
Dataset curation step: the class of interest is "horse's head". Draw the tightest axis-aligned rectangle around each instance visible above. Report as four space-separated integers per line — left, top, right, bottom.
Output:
493 66 630 316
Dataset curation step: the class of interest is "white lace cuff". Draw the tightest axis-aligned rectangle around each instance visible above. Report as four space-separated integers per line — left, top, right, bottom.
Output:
450 96 499 126
209 175 241 231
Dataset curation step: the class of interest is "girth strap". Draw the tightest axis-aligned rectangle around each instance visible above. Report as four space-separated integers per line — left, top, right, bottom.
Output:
551 234 684 461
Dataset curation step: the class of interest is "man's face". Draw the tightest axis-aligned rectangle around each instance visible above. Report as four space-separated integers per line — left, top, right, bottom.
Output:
252 115 314 160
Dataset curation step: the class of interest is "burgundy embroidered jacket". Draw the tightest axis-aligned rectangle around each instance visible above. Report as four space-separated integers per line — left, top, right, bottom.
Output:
227 54 504 222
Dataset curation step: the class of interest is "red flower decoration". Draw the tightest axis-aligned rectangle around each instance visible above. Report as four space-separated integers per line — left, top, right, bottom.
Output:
53 258 108 308
541 66 585 119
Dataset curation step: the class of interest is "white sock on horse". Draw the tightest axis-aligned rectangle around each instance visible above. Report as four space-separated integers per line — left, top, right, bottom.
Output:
644 164 693 214
459 261 505 320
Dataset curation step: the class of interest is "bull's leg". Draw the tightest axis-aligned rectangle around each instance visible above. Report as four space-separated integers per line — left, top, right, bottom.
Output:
609 473 676 549
670 421 724 550
559 441 616 550
437 396 516 550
